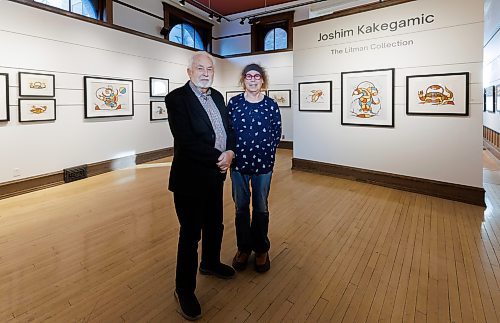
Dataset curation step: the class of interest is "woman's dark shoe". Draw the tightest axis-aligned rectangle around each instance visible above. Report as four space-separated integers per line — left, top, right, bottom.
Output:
232 251 250 271
174 290 202 321
199 262 236 279
255 252 270 273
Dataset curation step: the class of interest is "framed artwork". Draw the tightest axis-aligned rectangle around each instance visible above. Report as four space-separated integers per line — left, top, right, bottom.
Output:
0 73 9 121
298 81 332 112
485 85 495 113
496 84 500 113
150 101 168 121
341 68 394 127
149 77 169 98
226 91 244 103
407 72 469 116
84 76 134 119
268 90 291 108
18 72 55 97
18 99 56 122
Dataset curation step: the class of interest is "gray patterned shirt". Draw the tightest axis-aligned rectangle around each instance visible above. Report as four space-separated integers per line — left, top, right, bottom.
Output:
189 82 227 152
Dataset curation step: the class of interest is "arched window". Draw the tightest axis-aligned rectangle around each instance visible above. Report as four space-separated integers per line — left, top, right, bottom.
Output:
169 23 205 50
264 28 287 51
35 0 98 19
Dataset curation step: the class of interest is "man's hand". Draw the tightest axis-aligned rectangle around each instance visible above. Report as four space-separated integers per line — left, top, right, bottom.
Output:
217 150 234 173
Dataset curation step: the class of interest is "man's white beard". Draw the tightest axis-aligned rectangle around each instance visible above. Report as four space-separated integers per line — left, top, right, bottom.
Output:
193 79 213 89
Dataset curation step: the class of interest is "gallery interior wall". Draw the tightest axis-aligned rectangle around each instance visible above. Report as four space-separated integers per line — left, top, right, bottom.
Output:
0 1 227 184
293 0 484 188
483 0 500 133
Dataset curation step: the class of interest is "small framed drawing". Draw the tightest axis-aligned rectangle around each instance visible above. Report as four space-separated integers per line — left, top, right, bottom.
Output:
18 99 56 122
84 76 134 119
341 68 394 127
0 73 9 121
298 81 332 112
407 72 469 116
485 85 495 113
150 77 169 98
150 101 168 121
226 91 244 103
19 72 55 97
268 90 291 108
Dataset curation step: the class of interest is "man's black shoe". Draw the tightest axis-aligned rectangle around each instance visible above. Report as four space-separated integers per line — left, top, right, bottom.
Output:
199 262 236 279
174 290 202 321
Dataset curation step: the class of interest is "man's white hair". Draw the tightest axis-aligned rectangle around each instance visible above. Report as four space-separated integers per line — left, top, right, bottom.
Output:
188 51 215 69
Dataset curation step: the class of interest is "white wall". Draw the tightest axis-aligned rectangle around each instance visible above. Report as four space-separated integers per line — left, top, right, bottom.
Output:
219 52 294 141
293 0 484 187
113 0 164 37
483 0 500 133
0 1 224 184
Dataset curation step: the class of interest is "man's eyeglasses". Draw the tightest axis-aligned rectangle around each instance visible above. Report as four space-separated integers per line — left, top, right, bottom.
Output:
245 73 262 80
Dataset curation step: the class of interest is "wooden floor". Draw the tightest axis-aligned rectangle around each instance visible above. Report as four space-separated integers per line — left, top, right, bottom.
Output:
1 149 499 322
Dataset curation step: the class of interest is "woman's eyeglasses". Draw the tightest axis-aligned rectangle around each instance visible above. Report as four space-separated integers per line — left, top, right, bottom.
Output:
245 74 262 80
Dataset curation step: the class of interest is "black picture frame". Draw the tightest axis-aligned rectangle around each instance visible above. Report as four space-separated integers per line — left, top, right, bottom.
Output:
341 68 394 127
225 91 244 103
298 81 332 112
84 76 134 119
0 73 9 122
18 98 56 122
268 89 292 108
18 72 55 97
149 77 170 98
485 85 495 113
150 101 168 121
407 72 469 116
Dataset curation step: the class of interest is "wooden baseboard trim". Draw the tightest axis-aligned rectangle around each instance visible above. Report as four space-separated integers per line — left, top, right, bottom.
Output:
292 158 485 207
0 147 173 200
278 141 293 150
483 139 500 161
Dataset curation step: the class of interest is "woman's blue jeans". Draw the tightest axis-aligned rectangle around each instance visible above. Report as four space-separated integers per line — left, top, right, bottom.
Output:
230 170 273 254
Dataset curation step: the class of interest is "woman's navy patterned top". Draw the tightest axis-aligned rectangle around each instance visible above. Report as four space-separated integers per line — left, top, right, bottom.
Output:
228 93 282 175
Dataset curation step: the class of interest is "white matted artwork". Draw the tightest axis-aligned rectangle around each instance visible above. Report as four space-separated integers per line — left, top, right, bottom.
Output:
298 81 332 112
18 99 56 122
496 84 500 112
268 90 291 108
18 72 55 97
150 77 169 98
226 91 244 103
407 72 469 116
0 73 9 121
341 68 394 127
150 101 168 121
84 76 134 119
485 85 495 113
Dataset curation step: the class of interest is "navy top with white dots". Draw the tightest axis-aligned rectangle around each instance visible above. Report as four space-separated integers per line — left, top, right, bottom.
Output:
228 93 282 175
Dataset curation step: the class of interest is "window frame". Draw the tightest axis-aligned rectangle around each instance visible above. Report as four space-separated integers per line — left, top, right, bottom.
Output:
163 2 213 52
251 11 293 53
31 0 111 22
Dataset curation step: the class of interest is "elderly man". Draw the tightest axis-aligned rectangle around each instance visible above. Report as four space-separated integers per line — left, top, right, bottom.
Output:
166 51 235 321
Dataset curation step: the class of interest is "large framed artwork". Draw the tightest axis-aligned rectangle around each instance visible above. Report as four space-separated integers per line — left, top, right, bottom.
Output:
0 73 9 121
18 72 55 97
298 81 332 112
150 101 168 121
406 72 469 116
226 91 244 103
18 99 56 122
84 76 134 119
485 85 495 113
150 77 169 98
268 90 291 108
341 68 394 127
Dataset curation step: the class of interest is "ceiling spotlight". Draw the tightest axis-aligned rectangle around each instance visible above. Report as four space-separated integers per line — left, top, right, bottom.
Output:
208 13 213 20
248 18 254 24
216 16 222 23
240 18 245 25
179 0 185 6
